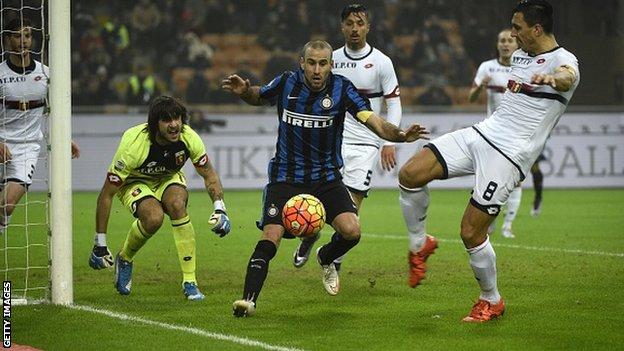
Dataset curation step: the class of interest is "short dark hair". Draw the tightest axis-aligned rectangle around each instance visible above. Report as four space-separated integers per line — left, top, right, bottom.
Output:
340 4 370 22
146 96 187 143
513 0 554 33
3 17 34 40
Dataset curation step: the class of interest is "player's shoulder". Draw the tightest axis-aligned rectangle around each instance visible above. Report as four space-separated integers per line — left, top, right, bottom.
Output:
121 123 149 141
35 60 49 73
551 47 578 62
181 124 201 140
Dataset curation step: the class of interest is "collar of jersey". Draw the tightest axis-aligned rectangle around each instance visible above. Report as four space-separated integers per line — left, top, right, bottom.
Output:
343 43 373 61
7 57 36 74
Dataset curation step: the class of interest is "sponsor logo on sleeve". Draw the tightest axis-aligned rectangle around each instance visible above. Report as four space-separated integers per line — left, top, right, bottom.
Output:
106 172 123 186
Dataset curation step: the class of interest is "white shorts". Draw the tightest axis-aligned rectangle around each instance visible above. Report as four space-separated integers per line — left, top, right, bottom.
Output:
340 143 379 196
428 127 522 215
0 142 41 187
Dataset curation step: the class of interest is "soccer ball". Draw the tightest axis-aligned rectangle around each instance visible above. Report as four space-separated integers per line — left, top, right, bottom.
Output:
282 194 326 237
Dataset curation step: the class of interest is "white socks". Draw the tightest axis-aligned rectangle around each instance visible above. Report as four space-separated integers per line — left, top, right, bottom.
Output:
467 236 501 303
399 186 429 252
503 186 522 230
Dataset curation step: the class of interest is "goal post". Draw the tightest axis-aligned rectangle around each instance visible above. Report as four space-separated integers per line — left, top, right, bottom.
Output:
48 0 72 305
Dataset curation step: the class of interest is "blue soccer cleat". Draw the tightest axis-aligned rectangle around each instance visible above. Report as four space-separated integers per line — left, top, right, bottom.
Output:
114 253 133 295
183 282 205 301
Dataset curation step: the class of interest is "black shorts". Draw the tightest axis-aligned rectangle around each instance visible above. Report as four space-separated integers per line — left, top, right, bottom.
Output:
257 180 357 238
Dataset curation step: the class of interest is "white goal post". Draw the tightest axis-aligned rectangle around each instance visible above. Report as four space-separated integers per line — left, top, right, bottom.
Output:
48 0 72 305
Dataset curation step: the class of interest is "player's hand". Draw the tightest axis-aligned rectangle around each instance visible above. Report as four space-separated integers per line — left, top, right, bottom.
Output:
380 145 397 171
89 245 113 270
401 124 430 142
481 76 491 88
531 74 557 89
71 141 81 159
221 74 251 96
0 143 12 163
209 209 231 237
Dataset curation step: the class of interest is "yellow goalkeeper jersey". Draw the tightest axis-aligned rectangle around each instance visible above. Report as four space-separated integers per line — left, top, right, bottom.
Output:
106 123 208 186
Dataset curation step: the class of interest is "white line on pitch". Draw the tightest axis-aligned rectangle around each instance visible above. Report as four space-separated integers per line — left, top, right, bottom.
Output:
68 304 306 351
363 233 624 258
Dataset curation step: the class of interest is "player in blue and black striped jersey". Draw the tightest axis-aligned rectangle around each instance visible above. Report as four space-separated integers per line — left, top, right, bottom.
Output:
222 40 429 317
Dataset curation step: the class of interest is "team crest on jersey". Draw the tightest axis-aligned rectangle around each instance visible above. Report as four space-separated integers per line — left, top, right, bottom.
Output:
321 95 333 110
267 204 278 217
131 188 142 197
175 150 186 165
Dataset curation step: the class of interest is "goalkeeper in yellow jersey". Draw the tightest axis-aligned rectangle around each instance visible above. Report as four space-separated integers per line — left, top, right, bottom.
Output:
89 95 230 300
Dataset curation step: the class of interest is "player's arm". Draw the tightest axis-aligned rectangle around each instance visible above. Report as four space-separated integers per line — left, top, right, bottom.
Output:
468 76 491 102
0 142 12 163
194 155 231 237
380 95 401 171
531 64 577 92
89 176 119 269
468 63 490 102
358 111 429 143
221 74 267 106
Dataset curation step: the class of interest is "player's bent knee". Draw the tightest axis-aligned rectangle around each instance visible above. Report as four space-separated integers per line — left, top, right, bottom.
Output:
163 198 187 218
140 214 164 235
398 166 425 189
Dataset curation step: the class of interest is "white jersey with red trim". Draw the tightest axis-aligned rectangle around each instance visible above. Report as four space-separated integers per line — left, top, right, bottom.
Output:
473 59 512 117
473 47 579 176
332 44 401 147
0 59 48 143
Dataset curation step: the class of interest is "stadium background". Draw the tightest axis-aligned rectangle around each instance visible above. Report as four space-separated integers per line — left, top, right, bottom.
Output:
64 0 623 191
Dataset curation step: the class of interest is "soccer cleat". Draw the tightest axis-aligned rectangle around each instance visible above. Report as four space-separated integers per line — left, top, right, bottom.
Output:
501 224 515 238
292 233 320 268
408 234 438 288
183 282 205 301
316 247 340 295
114 253 133 295
462 298 506 322
232 299 256 317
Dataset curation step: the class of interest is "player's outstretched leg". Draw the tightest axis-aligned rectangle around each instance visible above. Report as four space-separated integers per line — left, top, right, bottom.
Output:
400 185 438 287
233 240 277 317
531 164 544 217
292 233 320 268
462 236 505 322
502 187 522 238
171 215 204 300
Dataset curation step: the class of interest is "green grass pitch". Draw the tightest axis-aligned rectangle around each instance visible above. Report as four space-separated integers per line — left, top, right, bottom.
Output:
7 189 624 350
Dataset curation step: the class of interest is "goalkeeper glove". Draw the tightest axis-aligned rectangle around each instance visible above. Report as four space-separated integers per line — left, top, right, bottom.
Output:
209 209 231 237
89 245 114 269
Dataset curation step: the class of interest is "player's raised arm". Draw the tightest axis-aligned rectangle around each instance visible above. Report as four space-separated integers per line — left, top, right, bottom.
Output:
357 111 429 142
221 74 266 106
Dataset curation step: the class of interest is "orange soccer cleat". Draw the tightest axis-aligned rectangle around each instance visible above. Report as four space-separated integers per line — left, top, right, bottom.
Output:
408 234 438 287
462 298 506 322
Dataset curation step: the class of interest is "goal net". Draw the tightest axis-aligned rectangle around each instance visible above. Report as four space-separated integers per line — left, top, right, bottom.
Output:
0 0 50 305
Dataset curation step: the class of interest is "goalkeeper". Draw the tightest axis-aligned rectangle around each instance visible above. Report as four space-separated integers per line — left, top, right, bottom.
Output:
89 95 230 300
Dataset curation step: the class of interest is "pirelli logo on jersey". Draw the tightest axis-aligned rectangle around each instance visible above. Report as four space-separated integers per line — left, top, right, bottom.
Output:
282 109 334 129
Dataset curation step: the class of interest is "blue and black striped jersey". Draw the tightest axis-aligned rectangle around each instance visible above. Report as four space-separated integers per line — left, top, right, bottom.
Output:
260 69 372 184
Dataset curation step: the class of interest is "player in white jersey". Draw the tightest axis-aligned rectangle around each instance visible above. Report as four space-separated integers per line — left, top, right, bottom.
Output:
292 4 402 273
469 29 521 239
398 0 579 322
0 18 80 232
